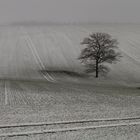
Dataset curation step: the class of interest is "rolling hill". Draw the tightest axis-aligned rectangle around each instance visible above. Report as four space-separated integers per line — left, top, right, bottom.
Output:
0 23 139 83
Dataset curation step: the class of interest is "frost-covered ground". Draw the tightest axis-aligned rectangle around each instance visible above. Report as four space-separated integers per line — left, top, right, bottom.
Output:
0 79 140 139
0 79 139 124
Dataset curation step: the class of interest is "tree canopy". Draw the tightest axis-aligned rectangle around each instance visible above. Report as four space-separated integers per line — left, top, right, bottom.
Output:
78 32 121 78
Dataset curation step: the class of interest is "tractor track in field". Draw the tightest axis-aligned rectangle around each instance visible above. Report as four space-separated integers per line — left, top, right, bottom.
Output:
0 116 140 138
4 81 8 105
20 27 55 82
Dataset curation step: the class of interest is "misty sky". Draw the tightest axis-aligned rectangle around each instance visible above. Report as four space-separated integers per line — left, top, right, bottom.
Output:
0 0 140 24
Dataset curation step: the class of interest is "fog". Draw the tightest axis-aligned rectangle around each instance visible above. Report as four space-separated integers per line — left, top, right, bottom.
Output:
0 0 140 24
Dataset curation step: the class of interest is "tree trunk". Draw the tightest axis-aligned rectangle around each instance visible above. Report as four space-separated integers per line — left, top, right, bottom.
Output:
96 60 99 78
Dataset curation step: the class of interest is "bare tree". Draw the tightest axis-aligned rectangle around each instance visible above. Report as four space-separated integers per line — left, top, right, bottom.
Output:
78 33 121 78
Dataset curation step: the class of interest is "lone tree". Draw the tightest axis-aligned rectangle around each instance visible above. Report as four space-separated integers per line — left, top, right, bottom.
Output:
78 32 121 78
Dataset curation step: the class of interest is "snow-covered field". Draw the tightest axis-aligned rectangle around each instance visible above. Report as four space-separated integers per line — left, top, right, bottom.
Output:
0 23 140 82
0 23 140 139
0 79 139 124
0 79 139 139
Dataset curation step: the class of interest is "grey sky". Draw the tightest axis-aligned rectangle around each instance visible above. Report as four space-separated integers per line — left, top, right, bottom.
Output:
0 0 140 24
